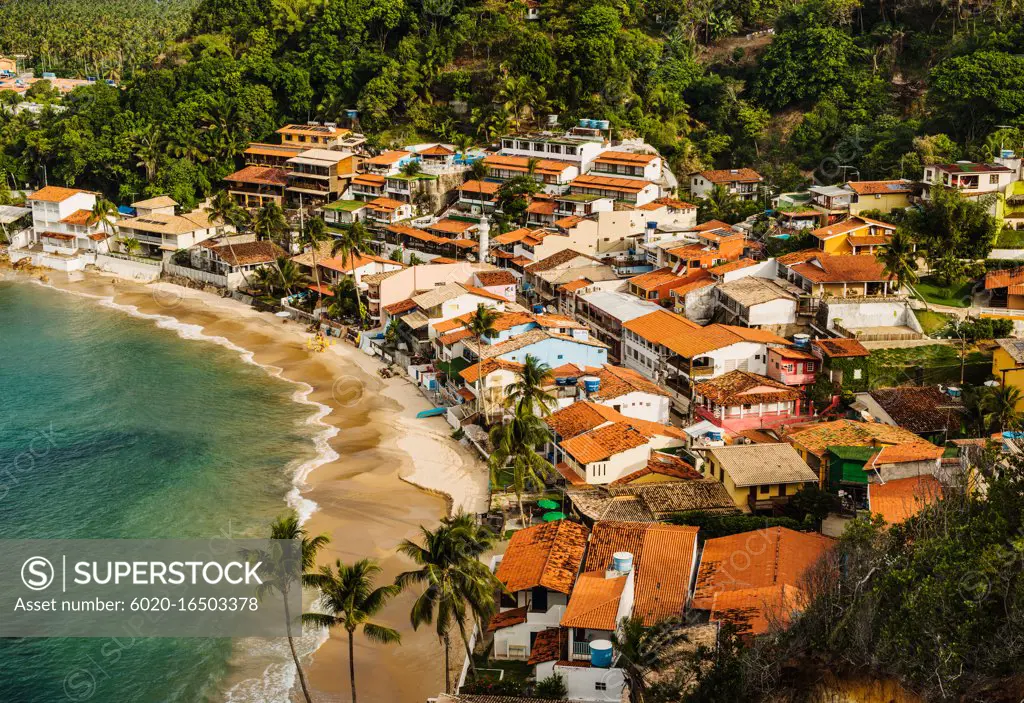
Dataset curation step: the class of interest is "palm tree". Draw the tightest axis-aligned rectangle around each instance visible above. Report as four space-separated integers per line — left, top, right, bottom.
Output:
205 191 254 286
303 559 401 703
395 516 499 692
488 404 554 527
453 133 474 158
469 158 489 181
401 159 423 177
331 222 373 327
132 124 164 182
612 615 690 703
250 513 330 703
298 216 330 314
252 202 289 248
120 235 141 257
504 354 556 416
466 304 500 418
385 318 401 348
271 255 310 298
879 227 919 297
702 183 737 223
981 384 1023 432
87 197 118 246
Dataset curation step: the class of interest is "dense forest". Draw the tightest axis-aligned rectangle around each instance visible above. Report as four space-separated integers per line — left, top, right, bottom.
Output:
0 0 1022 209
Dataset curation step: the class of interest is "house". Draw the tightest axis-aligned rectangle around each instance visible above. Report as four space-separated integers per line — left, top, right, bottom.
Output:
715 277 798 329
362 150 412 175
626 267 691 304
609 452 704 486
777 250 898 298
472 269 518 301
321 199 367 227
551 192 615 220
576 364 672 424
766 344 819 390
383 171 439 211
457 180 500 213
867 475 943 525
276 123 354 150
784 419 940 491
992 338 1024 411
460 324 609 377
568 174 659 207
413 143 455 167
984 267 1024 310
483 154 579 193
810 184 854 219
853 386 965 443
362 261 498 326
223 165 289 209
363 197 412 225
490 520 589 661
564 480 737 522
312 251 404 288
668 269 718 323
191 240 285 289
692 527 834 636
922 161 1015 201
349 173 387 202
391 282 509 354
497 129 608 173
117 198 229 259
15 186 112 269
525 0 540 19
572 291 662 362
700 443 818 512
661 221 747 274
285 149 357 204
590 150 663 181
845 180 915 215
811 215 897 255
689 168 763 201
692 370 810 433
621 309 790 412
811 337 870 393
243 143 305 169
556 418 687 485
522 249 619 307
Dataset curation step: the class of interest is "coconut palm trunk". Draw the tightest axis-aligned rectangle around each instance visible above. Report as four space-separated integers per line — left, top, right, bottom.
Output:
347 627 358 703
282 593 313 703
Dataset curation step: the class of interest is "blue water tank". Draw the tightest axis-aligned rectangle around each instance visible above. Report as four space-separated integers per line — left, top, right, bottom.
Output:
345 109 358 119
793 334 811 349
596 119 610 130
42 72 56 79
582 376 601 394
532 303 545 313
707 431 723 442
646 221 658 230
578 118 589 128
612 551 633 573
589 640 613 668
1001 148 1015 159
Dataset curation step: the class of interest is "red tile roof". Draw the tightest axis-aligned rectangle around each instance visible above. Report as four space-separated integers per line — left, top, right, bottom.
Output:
560 572 628 630
695 168 762 184
710 584 804 637
225 165 289 187
868 475 943 524
495 521 589 594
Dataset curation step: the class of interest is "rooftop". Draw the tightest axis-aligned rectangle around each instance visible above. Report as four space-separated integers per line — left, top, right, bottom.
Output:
785 419 929 458
706 443 817 487
695 168 762 184
868 475 943 524
812 337 870 358
863 386 965 435
566 480 737 521
494 520 589 594
210 240 285 266
578 290 663 322
560 572 627 630
28 185 89 203
845 179 914 195
609 452 703 484
788 254 892 283
623 311 788 359
581 364 670 401
224 165 289 187
695 370 802 407
716 277 796 306
710 584 803 637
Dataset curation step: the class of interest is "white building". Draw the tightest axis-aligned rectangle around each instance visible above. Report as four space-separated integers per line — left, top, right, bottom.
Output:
117 197 228 259
498 127 608 173
9 186 112 271
576 364 673 424
714 276 799 329
921 160 1016 200
690 168 763 201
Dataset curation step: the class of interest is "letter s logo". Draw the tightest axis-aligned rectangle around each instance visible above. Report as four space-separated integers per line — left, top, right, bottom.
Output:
21 556 54 591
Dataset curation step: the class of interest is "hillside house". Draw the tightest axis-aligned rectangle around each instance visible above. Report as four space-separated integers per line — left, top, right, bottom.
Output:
689 168 763 201
700 444 818 512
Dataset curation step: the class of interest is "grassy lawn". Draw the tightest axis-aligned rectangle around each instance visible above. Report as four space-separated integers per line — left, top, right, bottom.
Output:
472 653 533 683
914 309 952 336
913 275 974 308
869 344 992 388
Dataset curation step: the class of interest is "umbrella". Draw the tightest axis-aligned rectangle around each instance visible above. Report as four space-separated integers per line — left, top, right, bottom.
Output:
537 499 559 510
542 511 566 522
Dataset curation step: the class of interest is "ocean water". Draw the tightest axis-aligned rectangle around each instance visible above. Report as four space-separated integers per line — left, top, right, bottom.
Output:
0 279 322 702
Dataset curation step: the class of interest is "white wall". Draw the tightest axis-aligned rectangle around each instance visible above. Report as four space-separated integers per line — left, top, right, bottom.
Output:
747 298 798 327
534 662 626 702
821 300 924 334
591 390 670 424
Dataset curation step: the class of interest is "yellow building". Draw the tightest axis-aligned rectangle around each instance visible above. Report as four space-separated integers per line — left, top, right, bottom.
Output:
846 180 914 216
702 444 818 512
276 123 351 148
811 215 897 255
777 250 899 298
993 339 1024 411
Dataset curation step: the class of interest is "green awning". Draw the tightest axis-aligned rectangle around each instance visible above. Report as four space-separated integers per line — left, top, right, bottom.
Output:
542 512 566 522
537 499 559 510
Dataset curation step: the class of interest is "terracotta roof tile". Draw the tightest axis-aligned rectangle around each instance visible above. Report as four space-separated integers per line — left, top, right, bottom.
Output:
459 359 523 384
383 298 417 315
788 254 891 283
560 422 650 465
868 475 943 524
525 249 599 273
609 452 703 484
710 584 804 637
560 572 628 630
594 150 658 165
985 266 1024 290
28 185 88 203
865 386 965 435
692 527 834 610
225 165 289 187
476 270 517 287
695 370 801 407
695 168 762 184
527 628 566 665
785 419 928 459
570 174 654 194
845 180 914 196
581 364 670 401
486 606 528 632
627 267 686 292
812 337 869 358
59 209 94 226
495 520 589 594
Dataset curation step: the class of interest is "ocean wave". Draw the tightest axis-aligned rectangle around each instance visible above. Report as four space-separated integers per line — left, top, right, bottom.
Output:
23 277 336 703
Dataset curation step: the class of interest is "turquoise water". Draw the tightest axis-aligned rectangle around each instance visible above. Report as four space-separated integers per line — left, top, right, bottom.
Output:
0 280 319 702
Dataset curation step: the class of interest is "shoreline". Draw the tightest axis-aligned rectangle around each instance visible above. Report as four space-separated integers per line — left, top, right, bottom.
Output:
2 265 488 702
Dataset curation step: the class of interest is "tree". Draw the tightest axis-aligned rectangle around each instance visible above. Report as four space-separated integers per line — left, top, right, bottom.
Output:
612 615 690 703
330 222 373 327
494 175 539 224
535 673 568 699
395 516 499 692
401 158 422 177
928 51 1024 141
981 384 1023 433
469 159 488 181
466 303 499 418
753 25 862 110
488 403 554 527
878 227 918 296
253 512 330 703
303 559 401 703
132 123 164 183
252 202 289 248
297 216 330 313
87 197 118 244
206 190 252 285
270 255 309 298
699 183 739 223
120 235 141 257
385 318 401 348
504 354 555 416
904 186 998 262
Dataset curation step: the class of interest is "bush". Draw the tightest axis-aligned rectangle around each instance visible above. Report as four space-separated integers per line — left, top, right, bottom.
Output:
461 679 524 696
534 673 568 699
666 511 805 538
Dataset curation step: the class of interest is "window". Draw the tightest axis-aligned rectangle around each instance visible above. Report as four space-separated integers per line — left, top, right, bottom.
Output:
805 362 815 372
595 682 607 692
853 368 862 380
760 485 770 494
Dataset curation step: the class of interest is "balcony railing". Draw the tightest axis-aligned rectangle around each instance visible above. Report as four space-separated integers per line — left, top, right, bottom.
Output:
571 640 592 661
689 365 715 377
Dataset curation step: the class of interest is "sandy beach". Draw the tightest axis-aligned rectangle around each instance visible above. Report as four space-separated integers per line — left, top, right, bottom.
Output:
4 265 489 703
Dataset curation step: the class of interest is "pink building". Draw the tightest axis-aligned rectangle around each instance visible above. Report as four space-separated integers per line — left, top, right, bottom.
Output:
693 370 813 432
766 346 818 390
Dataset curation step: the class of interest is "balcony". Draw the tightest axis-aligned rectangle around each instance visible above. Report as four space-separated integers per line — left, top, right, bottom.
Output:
689 365 715 378
748 494 792 514
571 640 592 661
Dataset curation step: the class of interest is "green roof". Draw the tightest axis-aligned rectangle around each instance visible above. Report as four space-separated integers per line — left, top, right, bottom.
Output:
437 357 471 376
387 173 438 182
826 445 876 487
324 199 366 212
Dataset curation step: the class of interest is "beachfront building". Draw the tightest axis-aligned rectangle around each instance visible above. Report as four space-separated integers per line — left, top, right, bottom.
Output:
364 261 498 326
387 282 510 355
700 443 818 512
223 165 289 209
490 520 588 660
9 186 112 270
575 364 673 423
571 291 661 363
689 168 763 201
191 240 286 289
522 250 619 308
117 197 230 260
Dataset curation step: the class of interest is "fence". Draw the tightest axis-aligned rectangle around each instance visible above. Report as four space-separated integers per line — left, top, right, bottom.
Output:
93 253 161 281
163 262 242 289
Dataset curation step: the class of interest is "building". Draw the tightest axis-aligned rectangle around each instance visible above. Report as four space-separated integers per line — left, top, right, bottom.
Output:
361 261 497 325
626 267 691 304
285 149 357 204
223 165 289 208
853 386 965 443
590 150 663 181
243 143 305 168
845 180 915 215
692 527 834 636
811 337 870 393
362 150 412 175
483 154 579 193
275 123 354 149
766 344 818 390
984 267 1024 310
321 199 367 227
689 168 763 201
389 282 509 354
777 250 898 298
556 418 687 485
117 197 228 259
191 240 285 289
349 173 387 201
497 128 608 173
575 364 672 424
490 520 589 661
715 277 798 329
992 338 1024 411
660 221 747 274
700 444 818 512
568 174 659 207
363 197 413 226
12 186 110 270
522 249 619 307
922 161 1015 200
457 180 500 213
572 291 662 362
564 480 737 522
692 371 810 433
811 215 897 255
